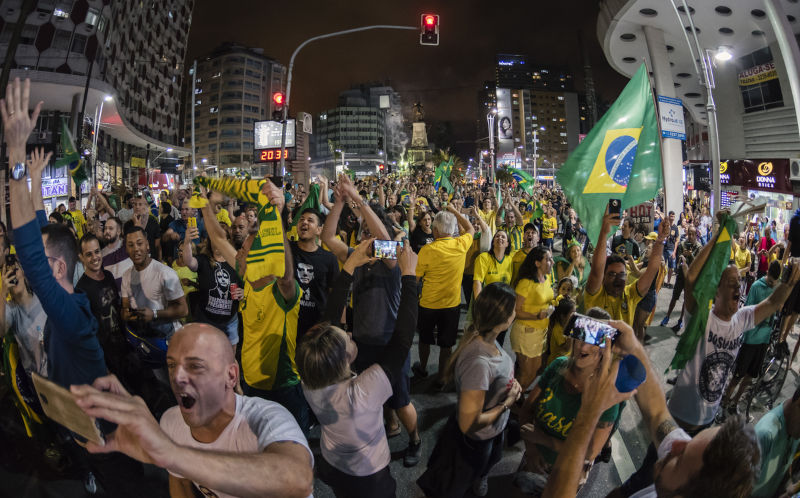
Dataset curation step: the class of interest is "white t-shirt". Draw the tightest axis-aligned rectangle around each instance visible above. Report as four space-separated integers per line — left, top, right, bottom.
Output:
160 394 312 498
302 363 393 476
120 259 184 335
668 305 755 426
630 428 692 498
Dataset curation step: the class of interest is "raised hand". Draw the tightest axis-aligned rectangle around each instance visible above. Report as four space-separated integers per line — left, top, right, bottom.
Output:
0 78 43 152
28 147 52 181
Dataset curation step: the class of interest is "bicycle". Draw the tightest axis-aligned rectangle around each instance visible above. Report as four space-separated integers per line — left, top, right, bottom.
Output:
741 311 791 422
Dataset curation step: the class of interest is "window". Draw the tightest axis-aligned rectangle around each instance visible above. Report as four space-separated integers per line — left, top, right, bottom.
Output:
85 8 99 27
208 131 217 138
208 119 217 126
52 29 71 50
71 34 87 53
208 144 217 152
737 47 784 113
20 24 37 44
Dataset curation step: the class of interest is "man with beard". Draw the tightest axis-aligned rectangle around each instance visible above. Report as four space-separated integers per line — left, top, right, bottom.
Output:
668 224 800 434
542 320 761 498
290 207 339 340
72 323 314 498
101 217 132 288
163 199 206 261
584 208 668 325
77 234 128 381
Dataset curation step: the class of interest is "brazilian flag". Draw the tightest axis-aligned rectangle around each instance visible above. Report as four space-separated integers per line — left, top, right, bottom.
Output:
669 215 737 371
55 119 88 187
557 64 662 245
434 160 454 194
509 168 535 196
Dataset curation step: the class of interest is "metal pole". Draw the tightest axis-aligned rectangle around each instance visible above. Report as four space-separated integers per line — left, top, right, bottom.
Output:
92 99 103 186
191 60 197 183
765 0 800 144
487 112 496 184
532 130 538 184
279 24 417 177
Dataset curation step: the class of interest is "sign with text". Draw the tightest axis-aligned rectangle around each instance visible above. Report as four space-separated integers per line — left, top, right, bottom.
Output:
719 159 792 194
41 178 69 199
738 62 778 86
629 201 654 233
254 120 295 149
130 157 145 168
657 95 686 140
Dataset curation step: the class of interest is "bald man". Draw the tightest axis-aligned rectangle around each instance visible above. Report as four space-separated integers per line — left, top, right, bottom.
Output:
73 323 314 498
231 214 248 250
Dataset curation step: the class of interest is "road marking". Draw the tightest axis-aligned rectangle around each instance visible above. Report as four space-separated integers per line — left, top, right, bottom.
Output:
611 430 637 483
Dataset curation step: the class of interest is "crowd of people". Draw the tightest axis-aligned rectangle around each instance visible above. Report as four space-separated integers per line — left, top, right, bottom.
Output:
2 77 800 498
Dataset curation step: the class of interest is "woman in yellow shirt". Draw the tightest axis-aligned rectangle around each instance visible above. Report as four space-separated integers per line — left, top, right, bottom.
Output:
473 230 513 298
734 235 751 277
511 246 555 391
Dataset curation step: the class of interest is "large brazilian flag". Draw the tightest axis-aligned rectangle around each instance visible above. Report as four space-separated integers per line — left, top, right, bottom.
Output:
557 64 662 245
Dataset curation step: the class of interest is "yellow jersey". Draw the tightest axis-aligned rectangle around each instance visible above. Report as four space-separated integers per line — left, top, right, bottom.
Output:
515 278 554 329
473 252 513 287
417 233 472 309
583 281 643 325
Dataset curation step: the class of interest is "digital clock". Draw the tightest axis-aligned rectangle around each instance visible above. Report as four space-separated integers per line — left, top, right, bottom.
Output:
254 148 296 163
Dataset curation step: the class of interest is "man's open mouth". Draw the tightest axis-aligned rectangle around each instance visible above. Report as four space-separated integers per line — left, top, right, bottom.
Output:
179 393 197 409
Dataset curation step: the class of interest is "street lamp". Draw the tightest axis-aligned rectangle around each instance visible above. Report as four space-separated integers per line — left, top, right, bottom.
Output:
487 108 497 184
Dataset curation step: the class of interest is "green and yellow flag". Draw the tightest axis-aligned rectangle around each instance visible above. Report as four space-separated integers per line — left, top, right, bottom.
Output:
55 119 88 186
509 168 535 196
434 160 454 194
668 215 737 371
557 64 662 244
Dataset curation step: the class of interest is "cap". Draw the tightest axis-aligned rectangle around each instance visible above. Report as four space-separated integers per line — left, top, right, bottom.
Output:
644 232 658 241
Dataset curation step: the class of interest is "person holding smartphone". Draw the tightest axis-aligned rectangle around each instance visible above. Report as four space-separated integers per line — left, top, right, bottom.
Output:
515 307 622 495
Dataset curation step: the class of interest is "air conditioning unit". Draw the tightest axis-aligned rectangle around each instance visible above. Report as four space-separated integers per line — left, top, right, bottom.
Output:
791 158 800 181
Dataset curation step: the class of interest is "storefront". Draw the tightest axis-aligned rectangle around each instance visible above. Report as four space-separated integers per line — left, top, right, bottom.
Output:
720 158 794 231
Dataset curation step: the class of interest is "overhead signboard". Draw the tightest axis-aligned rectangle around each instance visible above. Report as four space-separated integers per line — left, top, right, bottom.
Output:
254 120 295 149
657 95 686 140
738 62 778 86
719 159 792 194
495 88 514 155
130 156 146 168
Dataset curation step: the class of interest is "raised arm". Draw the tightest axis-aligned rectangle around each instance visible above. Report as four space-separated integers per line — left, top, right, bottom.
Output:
377 242 418 383
684 214 726 314
183 226 199 272
320 183 350 264
447 203 475 236
754 260 800 324
586 210 620 296
635 220 668 297
198 189 237 268
28 148 50 213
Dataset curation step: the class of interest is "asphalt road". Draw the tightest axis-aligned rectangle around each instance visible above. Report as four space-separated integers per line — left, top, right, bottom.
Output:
1 252 798 498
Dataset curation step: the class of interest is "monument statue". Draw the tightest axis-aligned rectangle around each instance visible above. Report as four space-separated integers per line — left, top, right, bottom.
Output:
413 102 425 122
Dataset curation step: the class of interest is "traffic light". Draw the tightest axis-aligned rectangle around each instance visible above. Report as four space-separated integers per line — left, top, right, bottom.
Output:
420 14 439 46
272 92 285 121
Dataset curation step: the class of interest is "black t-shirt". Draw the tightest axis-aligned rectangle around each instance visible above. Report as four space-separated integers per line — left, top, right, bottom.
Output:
76 270 126 370
195 254 241 325
160 214 176 261
410 226 435 253
290 241 340 338
610 234 640 259
790 214 800 257
124 216 161 259
665 224 679 252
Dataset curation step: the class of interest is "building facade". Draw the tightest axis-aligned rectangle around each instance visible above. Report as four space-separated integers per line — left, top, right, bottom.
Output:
184 43 285 175
0 0 193 208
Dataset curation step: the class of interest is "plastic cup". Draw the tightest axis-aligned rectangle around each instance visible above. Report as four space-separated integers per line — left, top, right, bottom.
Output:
615 354 647 393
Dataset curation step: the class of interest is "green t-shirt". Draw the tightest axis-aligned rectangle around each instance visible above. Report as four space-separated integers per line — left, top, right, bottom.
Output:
533 356 620 465
753 403 800 498
742 277 775 344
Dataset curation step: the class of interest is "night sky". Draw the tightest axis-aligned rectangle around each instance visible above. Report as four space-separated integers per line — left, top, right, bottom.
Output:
185 0 627 157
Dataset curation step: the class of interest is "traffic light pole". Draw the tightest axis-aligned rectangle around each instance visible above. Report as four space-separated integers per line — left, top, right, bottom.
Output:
279 25 418 177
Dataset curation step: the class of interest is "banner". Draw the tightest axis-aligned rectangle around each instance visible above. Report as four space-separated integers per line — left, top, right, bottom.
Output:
738 62 778 86
496 88 514 157
657 95 685 140
629 202 654 233
719 159 792 194
131 157 146 168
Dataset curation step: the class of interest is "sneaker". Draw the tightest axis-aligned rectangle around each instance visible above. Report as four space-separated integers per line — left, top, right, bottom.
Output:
411 362 428 378
671 320 683 333
660 316 670 327
472 475 489 497
404 439 422 467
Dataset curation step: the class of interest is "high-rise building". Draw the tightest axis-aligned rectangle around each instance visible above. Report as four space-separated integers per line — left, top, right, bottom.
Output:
0 0 194 207
184 43 285 174
496 54 575 91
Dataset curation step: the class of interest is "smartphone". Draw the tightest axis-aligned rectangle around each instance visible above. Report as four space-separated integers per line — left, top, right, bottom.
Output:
31 372 106 446
6 254 18 285
565 313 618 346
373 239 400 260
187 216 197 228
608 198 622 216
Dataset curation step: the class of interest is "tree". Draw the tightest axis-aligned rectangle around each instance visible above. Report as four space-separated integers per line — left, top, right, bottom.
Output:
495 167 513 184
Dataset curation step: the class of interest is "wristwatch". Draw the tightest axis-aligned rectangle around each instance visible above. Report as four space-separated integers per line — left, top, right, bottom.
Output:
153 309 158 321
10 162 27 181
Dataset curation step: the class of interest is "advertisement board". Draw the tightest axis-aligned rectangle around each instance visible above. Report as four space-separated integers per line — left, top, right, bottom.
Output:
254 120 295 149
738 62 778 86
495 88 514 156
657 95 686 140
719 159 792 194
629 201 654 233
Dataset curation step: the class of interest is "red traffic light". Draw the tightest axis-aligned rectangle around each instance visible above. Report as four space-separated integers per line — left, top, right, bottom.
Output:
420 14 439 46
272 92 285 106
424 15 436 26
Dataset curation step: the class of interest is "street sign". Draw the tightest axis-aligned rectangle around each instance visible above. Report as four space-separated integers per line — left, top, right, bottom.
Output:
657 95 686 140
254 120 296 149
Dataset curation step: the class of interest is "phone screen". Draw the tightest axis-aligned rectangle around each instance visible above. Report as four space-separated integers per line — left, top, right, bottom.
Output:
566 313 618 346
373 240 399 260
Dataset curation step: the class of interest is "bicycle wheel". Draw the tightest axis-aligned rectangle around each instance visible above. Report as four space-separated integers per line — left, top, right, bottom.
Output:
746 353 790 419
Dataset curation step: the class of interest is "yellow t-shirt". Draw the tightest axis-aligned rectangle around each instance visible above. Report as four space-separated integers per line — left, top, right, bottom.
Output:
547 321 571 366
68 209 87 239
171 262 198 297
515 278 554 329
734 246 751 271
240 280 301 391
417 233 473 309
511 247 531 284
478 208 497 233
583 281 643 325
502 224 524 252
542 216 557 240
473 252 513 287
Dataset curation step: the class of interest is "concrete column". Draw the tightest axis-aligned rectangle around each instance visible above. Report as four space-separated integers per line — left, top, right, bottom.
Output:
643 26 683 217
765 0 800 142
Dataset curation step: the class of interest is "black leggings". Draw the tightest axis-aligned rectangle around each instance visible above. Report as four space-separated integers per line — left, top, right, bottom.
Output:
318 458 396 498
